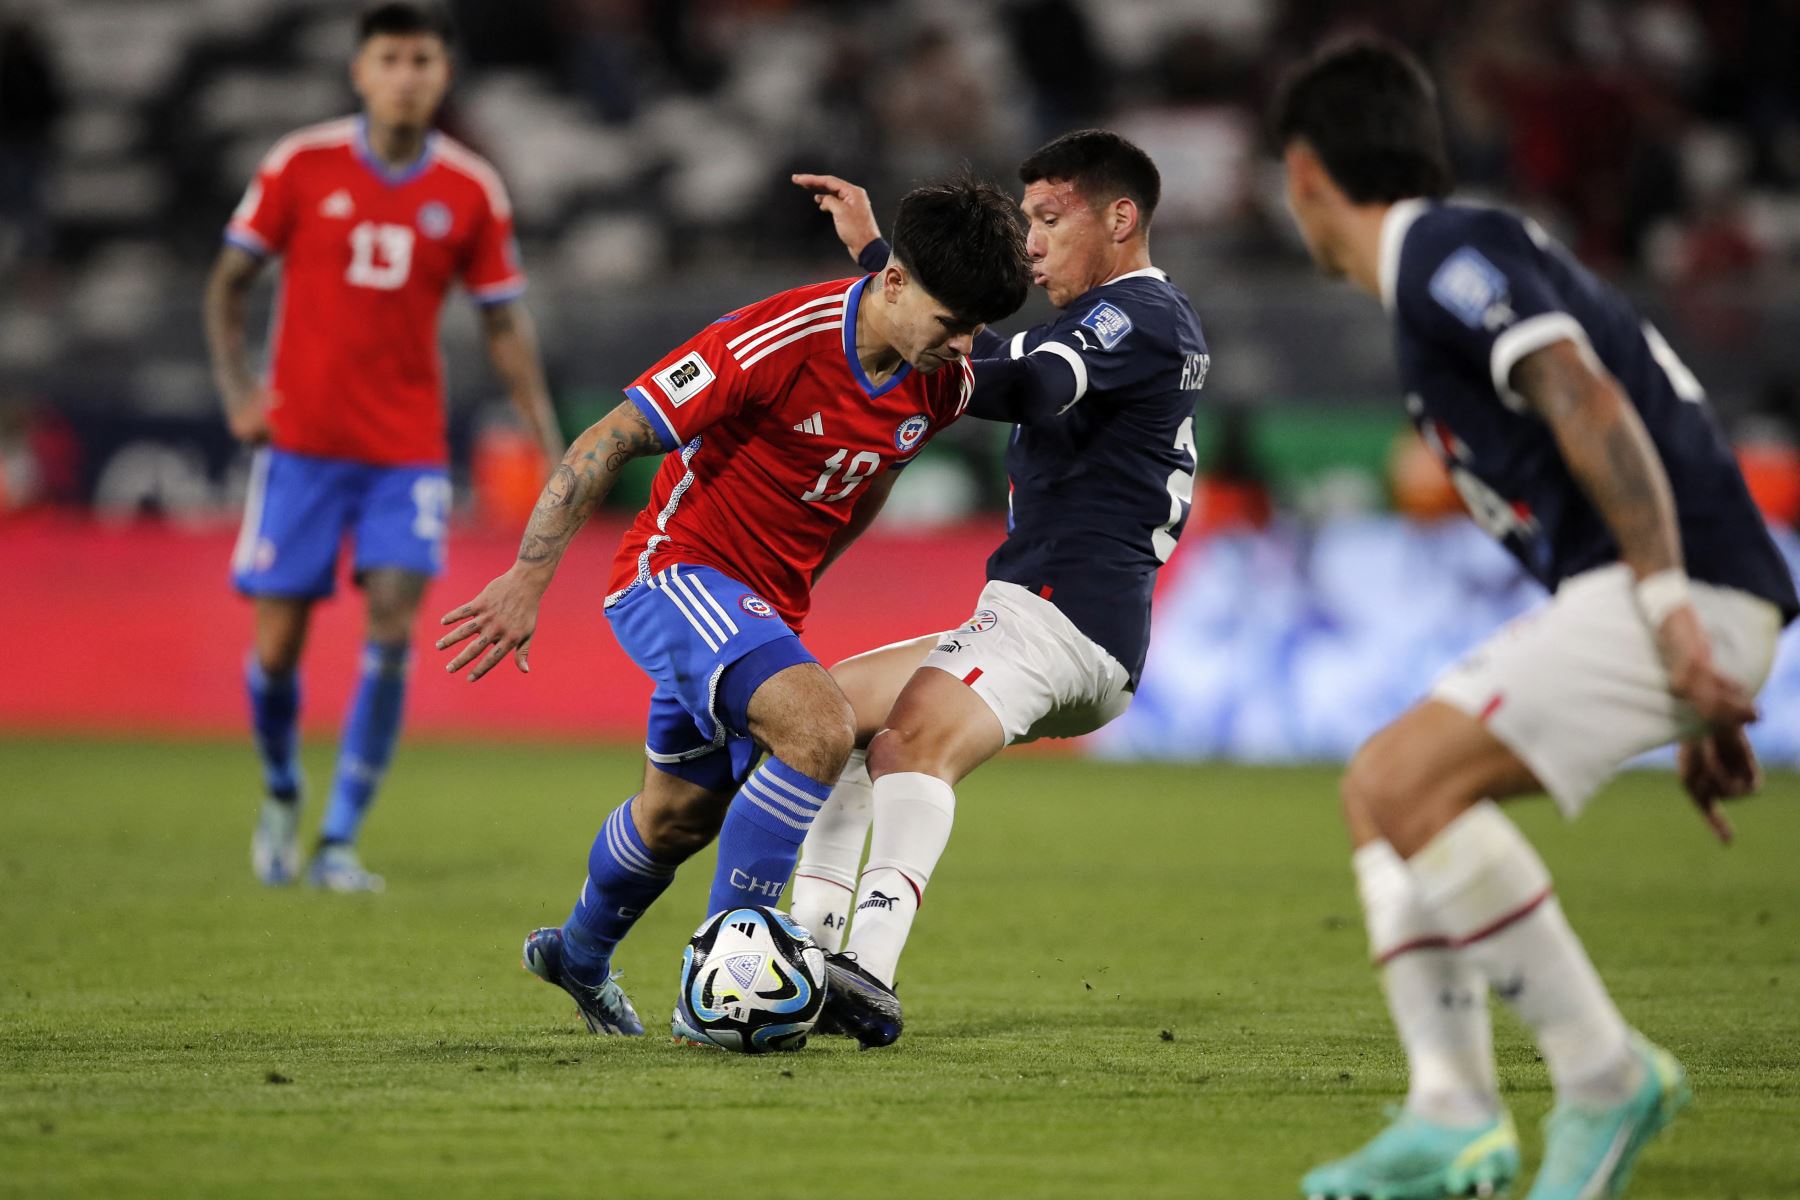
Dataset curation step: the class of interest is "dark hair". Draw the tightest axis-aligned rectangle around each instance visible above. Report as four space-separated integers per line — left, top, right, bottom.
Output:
1269 36 1452 203
889 176 1030 327
1018 129 1161 232
358 2 455 46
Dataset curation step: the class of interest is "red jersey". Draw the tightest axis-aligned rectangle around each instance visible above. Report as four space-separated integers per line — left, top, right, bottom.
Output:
607 275 975 630
225 117 525 466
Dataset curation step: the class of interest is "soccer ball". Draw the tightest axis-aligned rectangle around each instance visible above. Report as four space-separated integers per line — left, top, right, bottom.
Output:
675 905 826 1053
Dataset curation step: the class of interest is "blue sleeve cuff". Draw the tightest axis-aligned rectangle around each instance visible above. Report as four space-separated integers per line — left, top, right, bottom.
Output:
224 229 269 258
626 386 679 451
857 237 892 275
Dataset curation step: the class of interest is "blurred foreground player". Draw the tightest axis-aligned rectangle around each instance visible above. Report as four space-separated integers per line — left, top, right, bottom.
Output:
204 2 560 891
1273 38 1797 1200
436 179 1028 1038
784 131 1209 1046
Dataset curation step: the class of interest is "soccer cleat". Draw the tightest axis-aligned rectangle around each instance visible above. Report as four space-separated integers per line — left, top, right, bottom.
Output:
1524 1034 1689 1200
819 951 903 1049
1301 1108 1520 1200
521 927 644 1036
251 795 302 886
305 843 386 893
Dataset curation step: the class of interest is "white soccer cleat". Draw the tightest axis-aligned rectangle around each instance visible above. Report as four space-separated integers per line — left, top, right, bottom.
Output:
251 796 301 886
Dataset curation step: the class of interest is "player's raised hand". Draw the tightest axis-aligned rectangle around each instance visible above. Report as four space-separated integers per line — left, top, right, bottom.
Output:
1655 604 1759 728
437 565 542 682
792 173 882 262
1678 726 1762 844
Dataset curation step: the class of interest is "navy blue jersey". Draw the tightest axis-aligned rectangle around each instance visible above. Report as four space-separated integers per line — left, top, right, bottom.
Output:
1385 200 1797 621
982 270 1211 684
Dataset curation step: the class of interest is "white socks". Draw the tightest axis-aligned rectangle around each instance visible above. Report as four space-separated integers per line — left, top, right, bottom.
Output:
842 771 956 987
789 750 874 951
1407 802 1639 1105
1353 839 1500 1127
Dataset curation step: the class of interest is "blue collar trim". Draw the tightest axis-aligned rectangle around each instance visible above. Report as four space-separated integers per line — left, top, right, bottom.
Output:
354 116 436 186
842 275 912 399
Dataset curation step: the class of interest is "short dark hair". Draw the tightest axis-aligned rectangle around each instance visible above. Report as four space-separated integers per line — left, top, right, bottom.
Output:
358 2 455 46
1018 129 1161 232
890 176 1030 327
1269 36 1452 203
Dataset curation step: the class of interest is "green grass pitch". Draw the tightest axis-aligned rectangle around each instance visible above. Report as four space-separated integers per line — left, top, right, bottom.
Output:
2 737 1797 1198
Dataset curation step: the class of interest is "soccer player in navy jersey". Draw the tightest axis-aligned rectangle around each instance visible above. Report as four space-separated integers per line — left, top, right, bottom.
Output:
783 130 1210 1046
1271 38 1797 1200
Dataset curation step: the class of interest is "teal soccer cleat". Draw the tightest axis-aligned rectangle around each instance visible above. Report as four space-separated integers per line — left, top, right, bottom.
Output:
521 927 644 1036
1302 1109 1521 1200
1525 1034 1689 1200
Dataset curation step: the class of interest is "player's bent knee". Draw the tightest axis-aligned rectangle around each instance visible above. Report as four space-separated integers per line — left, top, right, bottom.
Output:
635 786 729 860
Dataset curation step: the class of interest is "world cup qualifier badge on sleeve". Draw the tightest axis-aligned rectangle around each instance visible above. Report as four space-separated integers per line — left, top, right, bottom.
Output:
1079 301 1133 349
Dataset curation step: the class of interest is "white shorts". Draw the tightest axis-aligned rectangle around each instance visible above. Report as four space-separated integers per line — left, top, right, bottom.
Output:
1431 563 1784 816
923 580 1133 746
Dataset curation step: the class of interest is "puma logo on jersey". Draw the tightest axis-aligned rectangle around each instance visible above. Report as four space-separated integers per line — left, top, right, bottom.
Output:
320 189 354 218
655 353 716 407
793 412 824 436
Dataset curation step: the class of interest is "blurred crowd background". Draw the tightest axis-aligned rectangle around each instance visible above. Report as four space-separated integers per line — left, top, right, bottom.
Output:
4 0 1799 760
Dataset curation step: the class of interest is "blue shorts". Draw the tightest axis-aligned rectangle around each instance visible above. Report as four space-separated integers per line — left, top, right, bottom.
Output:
606 563 817 793
231 448 451 598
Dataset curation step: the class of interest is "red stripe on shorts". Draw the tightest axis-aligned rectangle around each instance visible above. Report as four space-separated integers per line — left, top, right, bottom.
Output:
962 667 983 686
1479 693 1505 722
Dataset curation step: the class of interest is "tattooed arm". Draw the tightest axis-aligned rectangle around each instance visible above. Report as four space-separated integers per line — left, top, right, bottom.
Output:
1513 339 1757 836
437 402 662 681
1514 339 1684 580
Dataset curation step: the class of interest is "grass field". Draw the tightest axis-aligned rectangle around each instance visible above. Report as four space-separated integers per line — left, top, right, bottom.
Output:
2 737 1797 1199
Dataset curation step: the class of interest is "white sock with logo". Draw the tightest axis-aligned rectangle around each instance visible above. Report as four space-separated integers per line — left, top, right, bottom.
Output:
1354 839 1500 1127
788 750 874 952
1406 802 1639 1106
842 771 956 987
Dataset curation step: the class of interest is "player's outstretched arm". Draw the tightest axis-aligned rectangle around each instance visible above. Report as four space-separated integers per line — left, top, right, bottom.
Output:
478 299 564 463
792 173 883 263
1513 339 1758 738
437 402 661 681
203 244 273 445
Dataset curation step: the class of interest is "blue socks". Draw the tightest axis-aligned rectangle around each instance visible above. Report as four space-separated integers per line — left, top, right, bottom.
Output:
561 797 678 985
318 641 410 845
707 756 833 917
246 656 301 801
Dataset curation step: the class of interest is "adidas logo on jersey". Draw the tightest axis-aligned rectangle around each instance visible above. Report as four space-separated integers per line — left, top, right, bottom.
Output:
793 412 823 436
320 189 354 218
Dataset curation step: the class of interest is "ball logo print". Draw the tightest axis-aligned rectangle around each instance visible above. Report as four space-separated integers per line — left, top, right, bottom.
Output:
415 201 452 239
894 413 930 452
739 594 775 618
675 906 826 1053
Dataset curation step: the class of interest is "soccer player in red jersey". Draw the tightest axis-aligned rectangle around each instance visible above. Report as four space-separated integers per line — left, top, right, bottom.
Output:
436 178 1028 1038
203 3 560 893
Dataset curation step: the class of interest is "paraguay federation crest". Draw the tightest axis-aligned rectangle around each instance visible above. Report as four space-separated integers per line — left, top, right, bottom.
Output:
894 413 930 452
416 201 453 239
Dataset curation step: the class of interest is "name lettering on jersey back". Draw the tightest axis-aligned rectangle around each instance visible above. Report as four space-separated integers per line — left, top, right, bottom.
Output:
1429 248 1516 332
1079 301 1133 349
1180 354 1210 391
655 353 716 407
